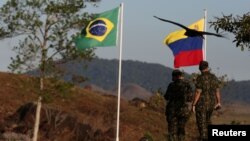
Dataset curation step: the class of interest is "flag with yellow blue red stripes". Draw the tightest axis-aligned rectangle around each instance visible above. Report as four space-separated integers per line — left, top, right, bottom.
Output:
164 18 204 68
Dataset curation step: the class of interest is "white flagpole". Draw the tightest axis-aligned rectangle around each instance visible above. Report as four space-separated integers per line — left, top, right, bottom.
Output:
203 9 207 61
116 3 124 141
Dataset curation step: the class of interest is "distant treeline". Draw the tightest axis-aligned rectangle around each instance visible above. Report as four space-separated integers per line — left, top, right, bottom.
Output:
28 58 250 103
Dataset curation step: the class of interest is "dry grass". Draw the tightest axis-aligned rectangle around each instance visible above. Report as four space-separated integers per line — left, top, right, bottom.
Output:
0 72 249 141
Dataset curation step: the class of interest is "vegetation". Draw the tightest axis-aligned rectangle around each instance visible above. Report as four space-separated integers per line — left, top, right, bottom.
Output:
0 1 101 140
0 0 98 83
209 12 250 51
0 72 168 141
148 92 166 113
0 72 249 141
60 58 250 103
55 58 173 92
0 1 249 140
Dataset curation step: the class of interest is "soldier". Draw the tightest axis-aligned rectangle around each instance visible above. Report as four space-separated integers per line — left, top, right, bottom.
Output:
164 69 193 141
192 61 222 141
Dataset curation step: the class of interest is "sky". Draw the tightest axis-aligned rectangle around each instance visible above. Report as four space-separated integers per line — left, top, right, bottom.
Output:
1 0 250 81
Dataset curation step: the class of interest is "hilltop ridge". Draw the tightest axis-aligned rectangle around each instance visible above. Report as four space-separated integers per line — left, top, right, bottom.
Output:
58 58 250 103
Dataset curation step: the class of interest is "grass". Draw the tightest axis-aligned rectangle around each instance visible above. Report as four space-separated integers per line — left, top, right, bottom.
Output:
0 72 250 141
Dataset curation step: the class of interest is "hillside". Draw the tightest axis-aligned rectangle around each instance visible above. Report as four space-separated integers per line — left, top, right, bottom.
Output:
84 83 153 101
221 80 250 103
56 58 250 103
0 72 250 141
0 72 166 141
43 58 174 92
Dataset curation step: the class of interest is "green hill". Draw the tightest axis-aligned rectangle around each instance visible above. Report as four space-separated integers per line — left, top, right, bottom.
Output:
59 58 174 92
27 57 250 104
57 58 250 103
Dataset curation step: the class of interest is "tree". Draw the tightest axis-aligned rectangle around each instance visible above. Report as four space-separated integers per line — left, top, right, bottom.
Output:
0 0 100 140
209 12 250 51
0 0 100 92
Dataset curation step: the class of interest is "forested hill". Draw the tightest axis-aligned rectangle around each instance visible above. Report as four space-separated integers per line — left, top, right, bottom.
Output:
221 80 250 103
61 58 174 92
29 58 250 103
59 58 250 103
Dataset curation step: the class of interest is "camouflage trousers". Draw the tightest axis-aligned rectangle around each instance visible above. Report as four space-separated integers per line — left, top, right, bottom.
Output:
166 110 191 141
195 106 214 141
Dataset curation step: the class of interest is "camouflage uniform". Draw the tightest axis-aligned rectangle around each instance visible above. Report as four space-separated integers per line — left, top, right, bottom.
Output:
195 71 220 141
164 78 193 141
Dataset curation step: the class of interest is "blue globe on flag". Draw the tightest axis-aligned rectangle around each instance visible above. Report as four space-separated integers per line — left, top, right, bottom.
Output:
83 17 114 42
88 20 107 36
75 6 118 48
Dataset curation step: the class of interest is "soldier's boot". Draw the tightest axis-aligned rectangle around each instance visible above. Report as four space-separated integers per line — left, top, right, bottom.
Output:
177 135 185 141
199 137 208 141
200 134 208 141
167 134 177 141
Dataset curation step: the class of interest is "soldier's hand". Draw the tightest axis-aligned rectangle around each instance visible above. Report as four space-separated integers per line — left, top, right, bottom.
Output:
214 103 221 110
192 105 195 113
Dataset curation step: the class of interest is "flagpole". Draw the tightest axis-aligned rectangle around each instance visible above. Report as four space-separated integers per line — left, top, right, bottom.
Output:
203 9 207 61
116 3 124 141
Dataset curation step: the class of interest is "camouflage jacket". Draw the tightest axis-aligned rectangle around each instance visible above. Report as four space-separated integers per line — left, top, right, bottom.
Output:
195 71 220 107
164 79 193 111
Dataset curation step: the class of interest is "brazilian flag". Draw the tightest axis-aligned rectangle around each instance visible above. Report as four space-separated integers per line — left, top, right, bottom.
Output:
75 7 120 49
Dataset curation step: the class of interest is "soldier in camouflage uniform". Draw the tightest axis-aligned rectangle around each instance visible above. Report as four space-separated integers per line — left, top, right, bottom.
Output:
164 69 193 141
192 61 221 141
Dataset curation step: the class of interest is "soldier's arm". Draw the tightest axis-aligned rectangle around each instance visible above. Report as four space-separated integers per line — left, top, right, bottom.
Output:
214 88 221 110
191 89 201 112
214 75 222 110
164 83 173 101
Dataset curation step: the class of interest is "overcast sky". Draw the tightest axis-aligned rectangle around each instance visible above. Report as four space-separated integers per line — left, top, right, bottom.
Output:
1 0 250 81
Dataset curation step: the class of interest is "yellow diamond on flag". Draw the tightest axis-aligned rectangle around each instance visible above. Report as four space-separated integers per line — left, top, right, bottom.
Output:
85 18 114 42
74 6 119 49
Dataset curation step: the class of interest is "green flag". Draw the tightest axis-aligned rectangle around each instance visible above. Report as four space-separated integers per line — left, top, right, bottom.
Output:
75 7 120 49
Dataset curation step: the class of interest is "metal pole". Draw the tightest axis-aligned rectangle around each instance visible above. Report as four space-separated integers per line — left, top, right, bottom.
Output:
116 3 124 141
204 9 207 61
